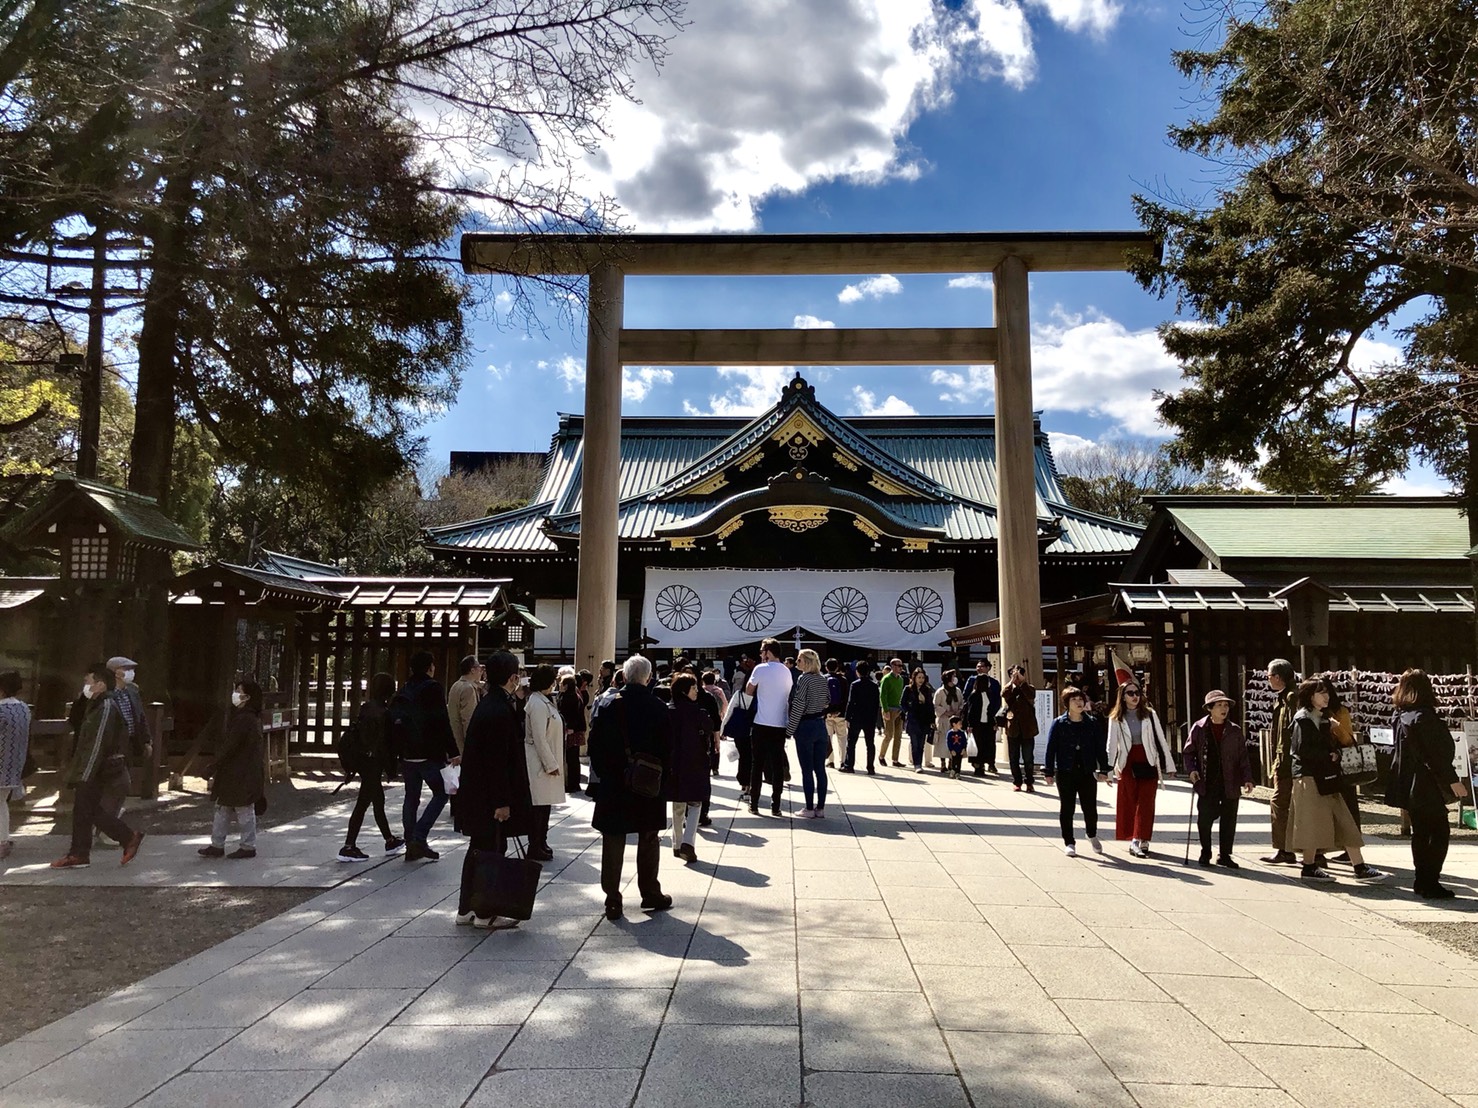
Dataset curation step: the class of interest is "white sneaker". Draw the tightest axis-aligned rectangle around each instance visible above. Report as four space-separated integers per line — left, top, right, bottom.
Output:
802 807 815 818
1130 838 1141 855
1064 844 1077 858
456 911 475 925
1089 837 1104 856
476 915 518 931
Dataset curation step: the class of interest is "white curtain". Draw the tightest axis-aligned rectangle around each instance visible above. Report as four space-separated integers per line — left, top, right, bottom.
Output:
640 568 957 653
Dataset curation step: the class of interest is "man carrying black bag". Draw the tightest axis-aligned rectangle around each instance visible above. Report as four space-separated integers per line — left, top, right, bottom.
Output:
456 651 535 930
589 655 673 921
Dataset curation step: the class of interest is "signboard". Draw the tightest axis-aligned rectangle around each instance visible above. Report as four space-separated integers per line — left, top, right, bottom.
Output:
1464 722 1478 797
1369 727 1394 749
272 711 283 729
1452 731 1471 796
1035 690 1055 740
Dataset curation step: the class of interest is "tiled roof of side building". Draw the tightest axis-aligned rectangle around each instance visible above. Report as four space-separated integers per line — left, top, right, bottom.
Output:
1158 498 1470 563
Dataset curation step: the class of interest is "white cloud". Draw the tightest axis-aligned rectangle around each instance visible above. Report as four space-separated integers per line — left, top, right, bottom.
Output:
793 314 836 329
537 355 586 391
580 0 1119 232
1030 309 1184 436
1350 336 1404 372
930 366 994 406
622 366 674 402
539 357 673 402
1028 0 1120 35
851 386 918 416
686 366 795 416
1381 473 1452 496
947 273 993 292
1047 430 1095 458
838 274 903 304
485 362 508 380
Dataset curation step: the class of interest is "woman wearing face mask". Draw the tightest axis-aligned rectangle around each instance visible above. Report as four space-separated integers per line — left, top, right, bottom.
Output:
199 681 265 860
932 670 961 773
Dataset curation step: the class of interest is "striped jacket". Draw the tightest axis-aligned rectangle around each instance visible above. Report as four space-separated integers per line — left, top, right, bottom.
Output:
66 694 127 786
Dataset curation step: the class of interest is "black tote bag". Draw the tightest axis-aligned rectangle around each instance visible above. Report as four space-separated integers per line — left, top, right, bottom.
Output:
470 839 544 921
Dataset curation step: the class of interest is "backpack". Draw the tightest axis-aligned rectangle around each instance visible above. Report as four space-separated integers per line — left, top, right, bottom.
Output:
335 703 379 778
386 689 422 763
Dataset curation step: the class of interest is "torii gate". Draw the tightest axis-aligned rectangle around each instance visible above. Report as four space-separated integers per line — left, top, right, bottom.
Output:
460 231 1158 682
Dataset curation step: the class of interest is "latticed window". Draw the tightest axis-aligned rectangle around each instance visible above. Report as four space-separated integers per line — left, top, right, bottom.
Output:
69 535 110 579
506 623 524 644
118 543 138 581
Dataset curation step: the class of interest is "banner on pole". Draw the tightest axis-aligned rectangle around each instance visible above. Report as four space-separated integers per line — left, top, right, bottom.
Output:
640 567 957 653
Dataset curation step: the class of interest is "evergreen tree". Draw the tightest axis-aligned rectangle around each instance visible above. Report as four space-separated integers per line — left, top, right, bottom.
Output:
1133 0 1478 643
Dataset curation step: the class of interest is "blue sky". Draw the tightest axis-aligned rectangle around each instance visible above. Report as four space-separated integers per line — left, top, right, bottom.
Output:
423 0 1439 493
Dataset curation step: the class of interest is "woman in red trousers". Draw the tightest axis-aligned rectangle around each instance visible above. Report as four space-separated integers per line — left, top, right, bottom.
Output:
1107 682 1175 858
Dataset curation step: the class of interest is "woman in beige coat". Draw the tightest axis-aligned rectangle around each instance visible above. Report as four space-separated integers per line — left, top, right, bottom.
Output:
523 666 566 863
932 670 962 772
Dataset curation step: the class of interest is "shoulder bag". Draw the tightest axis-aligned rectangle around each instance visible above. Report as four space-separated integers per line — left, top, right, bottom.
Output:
1337 739 1379 786
722 690 756 740
1130 716 1166 780
615 696 663 799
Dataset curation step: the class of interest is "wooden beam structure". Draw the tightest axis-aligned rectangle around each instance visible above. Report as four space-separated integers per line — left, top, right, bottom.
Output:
463 231 1159 277
618 327 998 367
458 228 1159 677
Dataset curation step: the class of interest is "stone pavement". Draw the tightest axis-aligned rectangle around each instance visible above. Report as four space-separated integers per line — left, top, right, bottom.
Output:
7 756 1478 1108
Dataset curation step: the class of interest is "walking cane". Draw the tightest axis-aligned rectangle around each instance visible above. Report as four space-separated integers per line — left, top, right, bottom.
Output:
1183 785 1197 865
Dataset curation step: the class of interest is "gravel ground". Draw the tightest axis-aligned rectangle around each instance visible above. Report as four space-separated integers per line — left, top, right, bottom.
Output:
0 886 318 1046
1398 920 1478 961
1244 785 1478 842
12 765 367 837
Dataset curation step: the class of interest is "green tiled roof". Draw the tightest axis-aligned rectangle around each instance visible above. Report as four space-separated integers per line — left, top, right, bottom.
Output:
426 382 1143 558
3 476 201 551
1166 500 1470 563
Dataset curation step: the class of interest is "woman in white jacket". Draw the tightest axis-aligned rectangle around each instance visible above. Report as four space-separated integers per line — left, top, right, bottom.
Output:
1107 682 1175 858
523 666 567 863
932 670 963 772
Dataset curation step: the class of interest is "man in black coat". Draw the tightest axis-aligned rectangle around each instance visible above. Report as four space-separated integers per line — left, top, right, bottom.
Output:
456 651 533 929
398 650 461 861
588 655 673 920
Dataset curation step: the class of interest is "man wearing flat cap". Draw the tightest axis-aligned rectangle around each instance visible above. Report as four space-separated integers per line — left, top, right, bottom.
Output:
84 657 152 847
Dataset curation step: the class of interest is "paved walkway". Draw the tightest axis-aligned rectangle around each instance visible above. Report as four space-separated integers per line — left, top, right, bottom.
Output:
6 758 1478 1108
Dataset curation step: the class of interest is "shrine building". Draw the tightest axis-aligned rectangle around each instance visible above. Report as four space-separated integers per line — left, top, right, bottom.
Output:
426 375 1140 663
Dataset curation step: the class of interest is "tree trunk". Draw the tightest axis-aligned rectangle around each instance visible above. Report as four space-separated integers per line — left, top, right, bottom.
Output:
128 171 193 507
1467 423 1478 668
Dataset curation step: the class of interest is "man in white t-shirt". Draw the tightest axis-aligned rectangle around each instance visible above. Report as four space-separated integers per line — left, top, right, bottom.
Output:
745 638 794 816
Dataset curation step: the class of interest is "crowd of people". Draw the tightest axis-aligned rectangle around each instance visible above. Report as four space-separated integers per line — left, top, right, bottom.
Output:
0 643 1468 914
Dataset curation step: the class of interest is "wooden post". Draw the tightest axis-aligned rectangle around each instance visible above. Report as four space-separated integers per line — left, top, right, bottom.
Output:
992 255 1042 684
574 262 625 675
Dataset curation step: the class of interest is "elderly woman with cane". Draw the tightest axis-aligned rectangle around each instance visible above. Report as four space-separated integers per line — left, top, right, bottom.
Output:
1183 691 1255 867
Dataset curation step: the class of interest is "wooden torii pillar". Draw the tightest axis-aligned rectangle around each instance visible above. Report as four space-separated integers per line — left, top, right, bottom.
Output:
461 232 1158 683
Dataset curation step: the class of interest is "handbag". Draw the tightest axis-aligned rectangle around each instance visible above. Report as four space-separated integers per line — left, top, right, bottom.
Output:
1313 762 1344 796
1130 761 1159 781
722 692 755 740
615 696 663 799
1337 741 1379 786
470 837 543 921
965 733 979 759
